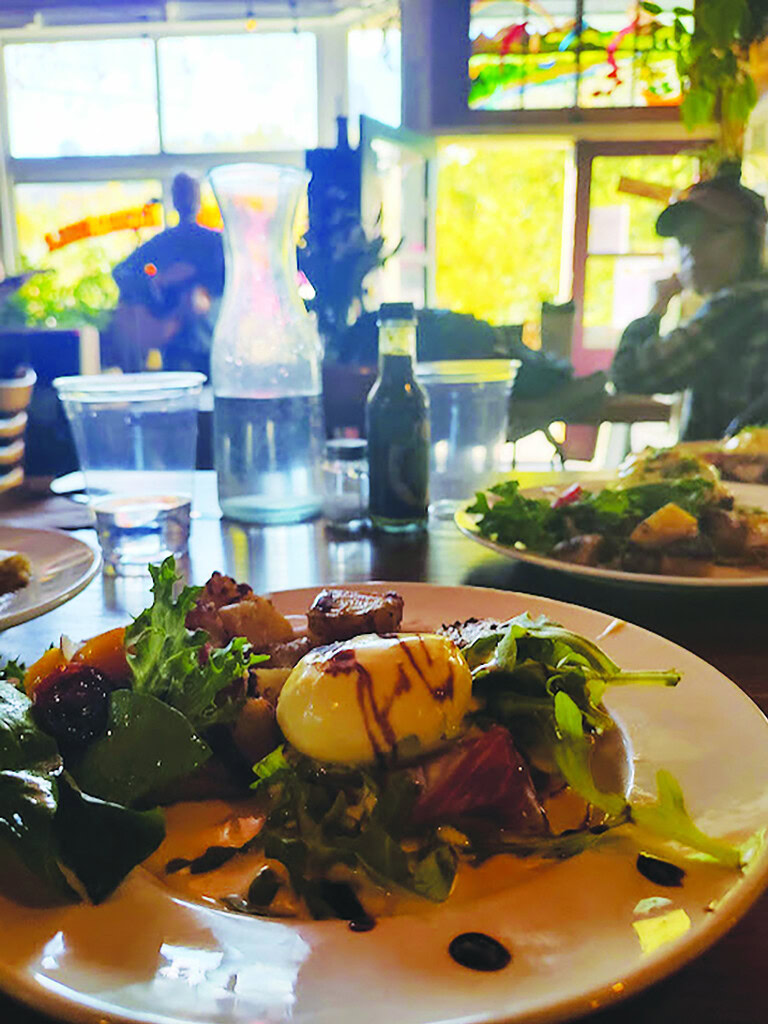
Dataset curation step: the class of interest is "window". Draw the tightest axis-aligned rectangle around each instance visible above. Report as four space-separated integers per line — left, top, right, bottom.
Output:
468 1 689 113
435 139 569 324
157 33 318 152
13 180 162 325
581 152 698 361
5 40 160 157
348 28 401 132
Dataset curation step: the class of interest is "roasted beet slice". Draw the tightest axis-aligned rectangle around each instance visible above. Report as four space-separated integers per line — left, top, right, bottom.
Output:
410 726 547 833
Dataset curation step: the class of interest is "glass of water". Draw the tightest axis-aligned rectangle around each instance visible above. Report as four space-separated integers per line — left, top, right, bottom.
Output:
53 372 204 574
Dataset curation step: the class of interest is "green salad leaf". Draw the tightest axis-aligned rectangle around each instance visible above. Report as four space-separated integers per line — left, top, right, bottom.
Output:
0 769 76 905
0 684 165 905
468 477 717 555
250 750 457 916
0 657 26 689
125 556 266 732
72 689 212 807
0 682 61 773
631 770 744 869
55 774 165 903
464 616 746 868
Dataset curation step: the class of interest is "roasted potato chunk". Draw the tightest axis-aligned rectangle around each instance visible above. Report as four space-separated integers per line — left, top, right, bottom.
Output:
219 596 295 650
307 588 404 644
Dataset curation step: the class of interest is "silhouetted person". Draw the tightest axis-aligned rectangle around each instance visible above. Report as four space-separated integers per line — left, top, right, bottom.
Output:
612 173 768 440
111 172 224 375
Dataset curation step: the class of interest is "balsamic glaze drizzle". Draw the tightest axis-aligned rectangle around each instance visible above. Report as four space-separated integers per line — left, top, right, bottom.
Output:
449 932 512 972
636 852 686 887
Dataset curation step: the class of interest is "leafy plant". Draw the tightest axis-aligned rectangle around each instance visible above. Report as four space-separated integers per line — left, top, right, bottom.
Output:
643 0 768 166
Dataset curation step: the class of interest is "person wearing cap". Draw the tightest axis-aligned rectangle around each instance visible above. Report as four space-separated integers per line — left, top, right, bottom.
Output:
611 174 768 440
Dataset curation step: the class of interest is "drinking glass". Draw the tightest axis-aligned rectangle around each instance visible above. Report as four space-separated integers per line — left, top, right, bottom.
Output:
53 372 204 574
415 359 520 517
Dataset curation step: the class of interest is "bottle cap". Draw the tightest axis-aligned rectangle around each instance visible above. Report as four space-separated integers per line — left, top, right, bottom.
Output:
377 302 415 323
325 438 368 462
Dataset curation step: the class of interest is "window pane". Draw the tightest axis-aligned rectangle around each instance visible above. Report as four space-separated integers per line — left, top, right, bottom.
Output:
158 34 317 152
579 1 689 109
589 153 699 254
12 181 162 326
468 1 689 112
436 140 568 324
469 7 578 112
348 28 401 132
5 40 159 157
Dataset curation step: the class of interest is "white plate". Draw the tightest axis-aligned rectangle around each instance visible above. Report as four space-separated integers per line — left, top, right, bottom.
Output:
0 525 100 631
1 582 767 1024
456 481 768 588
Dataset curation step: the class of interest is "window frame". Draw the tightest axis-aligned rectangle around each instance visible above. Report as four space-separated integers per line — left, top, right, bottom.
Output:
570 138 708 375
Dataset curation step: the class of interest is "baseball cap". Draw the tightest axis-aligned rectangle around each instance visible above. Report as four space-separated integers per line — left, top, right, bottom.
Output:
656 176 768 238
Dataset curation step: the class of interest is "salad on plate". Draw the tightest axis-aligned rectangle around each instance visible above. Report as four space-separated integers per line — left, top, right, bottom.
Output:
0 558 758 925
467 448 768 577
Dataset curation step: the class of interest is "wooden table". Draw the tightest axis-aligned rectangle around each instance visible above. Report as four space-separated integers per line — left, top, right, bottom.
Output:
1 474 766 1024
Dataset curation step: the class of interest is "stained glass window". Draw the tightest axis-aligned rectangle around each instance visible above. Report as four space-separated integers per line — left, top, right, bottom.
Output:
469 1 691 112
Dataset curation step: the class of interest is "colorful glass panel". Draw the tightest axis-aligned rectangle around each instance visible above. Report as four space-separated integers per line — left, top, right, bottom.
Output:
469 1 691 112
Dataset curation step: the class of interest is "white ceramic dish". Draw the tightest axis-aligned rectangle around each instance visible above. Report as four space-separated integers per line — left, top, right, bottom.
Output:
0 581 767 1024
0 525 100 631
456 481 768 588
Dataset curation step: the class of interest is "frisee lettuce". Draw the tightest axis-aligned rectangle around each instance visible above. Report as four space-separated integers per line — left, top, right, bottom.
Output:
125 556 267 732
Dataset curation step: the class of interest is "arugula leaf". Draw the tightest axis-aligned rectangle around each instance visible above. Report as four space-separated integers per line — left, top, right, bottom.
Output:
125 556 266 732
631 770 745 869
250 751 457 914
467 482 562 552
553 692 627 818
73 689 211 807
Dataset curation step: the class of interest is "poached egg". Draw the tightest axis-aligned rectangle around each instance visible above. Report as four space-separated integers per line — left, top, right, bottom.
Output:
276 633 472 766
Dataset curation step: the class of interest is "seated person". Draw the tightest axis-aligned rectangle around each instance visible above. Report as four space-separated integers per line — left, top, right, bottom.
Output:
111 172 225 375
611 173 768 441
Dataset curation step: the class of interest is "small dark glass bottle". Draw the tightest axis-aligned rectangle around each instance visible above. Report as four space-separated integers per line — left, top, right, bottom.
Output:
366 303 429 532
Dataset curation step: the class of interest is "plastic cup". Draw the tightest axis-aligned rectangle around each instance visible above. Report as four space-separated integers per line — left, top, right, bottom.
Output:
53 372 204 574
415 359 520 518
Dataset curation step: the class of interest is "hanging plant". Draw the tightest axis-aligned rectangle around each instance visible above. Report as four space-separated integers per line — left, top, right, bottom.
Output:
643 0 768 168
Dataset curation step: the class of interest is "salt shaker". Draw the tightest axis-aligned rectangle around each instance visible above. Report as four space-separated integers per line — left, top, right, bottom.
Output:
321 439 369 529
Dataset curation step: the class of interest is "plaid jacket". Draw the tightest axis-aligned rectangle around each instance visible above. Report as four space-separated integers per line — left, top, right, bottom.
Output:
611 275 768 440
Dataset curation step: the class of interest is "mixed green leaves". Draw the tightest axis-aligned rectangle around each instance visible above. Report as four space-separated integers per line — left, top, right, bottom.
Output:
0 682 164 906
466 615 750 869
0 556 270 905
126 557 266 732
467 477 716 555
251 747 457 917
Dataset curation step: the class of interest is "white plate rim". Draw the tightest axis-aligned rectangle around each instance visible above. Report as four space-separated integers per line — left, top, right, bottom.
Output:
0 581 766 1024
0 525 101 631
455 480 768 589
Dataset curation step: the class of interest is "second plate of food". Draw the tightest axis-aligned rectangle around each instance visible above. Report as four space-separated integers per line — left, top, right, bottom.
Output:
456 472 768 588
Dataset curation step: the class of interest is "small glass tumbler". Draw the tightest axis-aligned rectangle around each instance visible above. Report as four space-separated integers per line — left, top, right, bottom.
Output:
321 438 369 530
53 372 204 574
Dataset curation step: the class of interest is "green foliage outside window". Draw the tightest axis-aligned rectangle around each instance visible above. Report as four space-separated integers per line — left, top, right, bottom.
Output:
435 140 567 325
